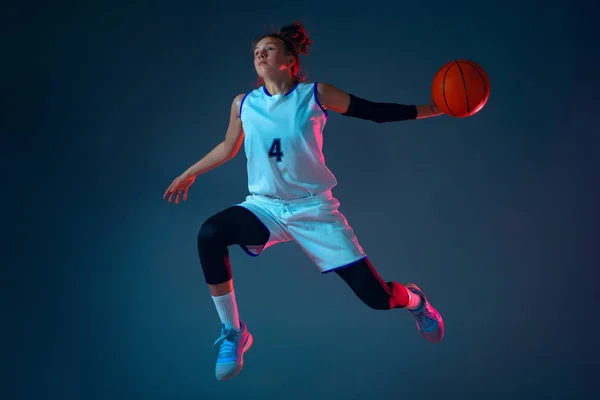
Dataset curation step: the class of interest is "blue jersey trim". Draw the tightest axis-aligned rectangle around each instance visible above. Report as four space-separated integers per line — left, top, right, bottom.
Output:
239 91 251 118
262 81 299 97
313 83 328 118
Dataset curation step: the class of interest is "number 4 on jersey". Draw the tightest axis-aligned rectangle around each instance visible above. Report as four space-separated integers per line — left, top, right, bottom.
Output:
268 138 284 162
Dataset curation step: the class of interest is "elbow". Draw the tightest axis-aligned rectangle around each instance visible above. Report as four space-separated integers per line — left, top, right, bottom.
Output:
222 141 241 160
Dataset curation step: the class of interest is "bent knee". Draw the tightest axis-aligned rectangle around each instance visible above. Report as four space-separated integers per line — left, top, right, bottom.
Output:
197 218 226 248
198 219 218 241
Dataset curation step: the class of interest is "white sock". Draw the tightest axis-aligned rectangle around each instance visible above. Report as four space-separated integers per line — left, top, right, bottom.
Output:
406 289 422 310
211 290 241 330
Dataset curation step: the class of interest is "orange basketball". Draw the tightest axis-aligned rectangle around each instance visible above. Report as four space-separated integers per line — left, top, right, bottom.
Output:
431 60 490 118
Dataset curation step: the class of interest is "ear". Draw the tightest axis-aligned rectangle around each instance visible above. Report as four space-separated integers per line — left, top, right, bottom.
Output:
287 55 296 67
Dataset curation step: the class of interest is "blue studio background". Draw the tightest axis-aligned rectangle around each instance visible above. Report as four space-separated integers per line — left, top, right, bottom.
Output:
5 0 599 399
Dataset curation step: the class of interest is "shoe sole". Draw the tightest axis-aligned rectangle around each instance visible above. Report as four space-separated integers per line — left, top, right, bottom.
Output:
216 333 254 381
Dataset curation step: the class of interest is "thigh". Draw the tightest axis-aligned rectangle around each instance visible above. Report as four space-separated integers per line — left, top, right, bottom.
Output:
201 205 270 247
287 196 367 272
237 196 293 255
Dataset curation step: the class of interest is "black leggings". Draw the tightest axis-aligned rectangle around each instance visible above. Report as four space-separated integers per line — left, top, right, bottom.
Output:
197 206 406 310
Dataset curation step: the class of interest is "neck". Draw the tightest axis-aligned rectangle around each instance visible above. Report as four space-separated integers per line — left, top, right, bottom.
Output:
264 76 295 95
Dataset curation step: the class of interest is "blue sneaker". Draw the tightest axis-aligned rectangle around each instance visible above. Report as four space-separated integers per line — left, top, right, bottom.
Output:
212 321 253 381
405 284 444 343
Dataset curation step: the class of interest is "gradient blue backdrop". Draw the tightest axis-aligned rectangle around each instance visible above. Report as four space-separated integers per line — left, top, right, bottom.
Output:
6 0 599 399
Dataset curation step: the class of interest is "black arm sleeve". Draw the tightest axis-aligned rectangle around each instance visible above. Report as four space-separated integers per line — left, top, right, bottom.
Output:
341 94 417 123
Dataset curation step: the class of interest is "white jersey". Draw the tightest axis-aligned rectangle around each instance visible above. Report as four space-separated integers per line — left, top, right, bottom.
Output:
239 82 337 200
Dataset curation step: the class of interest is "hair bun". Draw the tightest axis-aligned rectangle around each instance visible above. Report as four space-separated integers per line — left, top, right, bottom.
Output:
279 21 312 55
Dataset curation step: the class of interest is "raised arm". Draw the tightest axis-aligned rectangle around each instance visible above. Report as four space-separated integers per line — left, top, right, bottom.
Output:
316 83 442 123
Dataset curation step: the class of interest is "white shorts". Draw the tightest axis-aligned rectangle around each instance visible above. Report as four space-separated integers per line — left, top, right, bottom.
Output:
237 190 367 273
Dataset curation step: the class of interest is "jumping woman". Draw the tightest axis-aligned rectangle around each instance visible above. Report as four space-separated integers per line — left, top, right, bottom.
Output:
164 21 445 381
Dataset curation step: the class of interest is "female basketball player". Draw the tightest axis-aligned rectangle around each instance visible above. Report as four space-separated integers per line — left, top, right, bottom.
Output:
163 22 445 381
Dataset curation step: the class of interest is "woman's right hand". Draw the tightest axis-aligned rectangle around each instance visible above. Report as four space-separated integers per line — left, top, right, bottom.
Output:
163 172 197 204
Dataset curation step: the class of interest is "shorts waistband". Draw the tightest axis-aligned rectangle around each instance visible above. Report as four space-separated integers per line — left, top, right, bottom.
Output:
249 190 331 204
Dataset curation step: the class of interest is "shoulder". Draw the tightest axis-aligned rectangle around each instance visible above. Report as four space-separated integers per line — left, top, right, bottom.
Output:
233 92 246 106
315 82 332 94
314 83 351 113
296 81 325 92
315 82 345 96
297 81 343 98
232 91 253 117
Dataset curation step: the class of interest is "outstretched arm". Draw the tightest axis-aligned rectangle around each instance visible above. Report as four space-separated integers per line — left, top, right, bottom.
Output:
316 83 442 123
163 93 246 204
182 93 246 178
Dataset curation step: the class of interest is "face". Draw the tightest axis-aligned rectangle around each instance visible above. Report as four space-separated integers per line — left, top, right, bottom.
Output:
253 36 295 78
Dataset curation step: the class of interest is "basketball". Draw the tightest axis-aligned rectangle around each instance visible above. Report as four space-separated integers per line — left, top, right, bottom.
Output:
431 60 490 118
